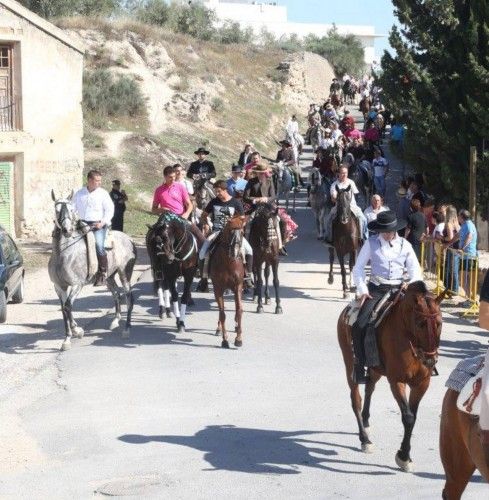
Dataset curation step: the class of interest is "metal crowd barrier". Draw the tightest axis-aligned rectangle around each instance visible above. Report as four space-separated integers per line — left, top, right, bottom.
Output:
420 240 479 316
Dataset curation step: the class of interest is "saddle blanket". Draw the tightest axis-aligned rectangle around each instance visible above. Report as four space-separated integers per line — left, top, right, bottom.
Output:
446 355 485 416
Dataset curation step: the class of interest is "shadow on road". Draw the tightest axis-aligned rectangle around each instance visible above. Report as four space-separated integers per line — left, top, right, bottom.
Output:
119 425 399 476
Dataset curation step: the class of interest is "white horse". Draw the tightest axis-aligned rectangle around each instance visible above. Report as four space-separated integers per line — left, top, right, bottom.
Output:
308 167 332 239
275 161 296 212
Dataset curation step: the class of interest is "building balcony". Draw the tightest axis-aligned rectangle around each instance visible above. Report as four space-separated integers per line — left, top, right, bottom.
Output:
0 95 22 132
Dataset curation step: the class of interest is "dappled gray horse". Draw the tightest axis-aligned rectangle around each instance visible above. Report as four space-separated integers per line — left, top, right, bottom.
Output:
48 191 137 351
309 166 333 239
275 161 296 212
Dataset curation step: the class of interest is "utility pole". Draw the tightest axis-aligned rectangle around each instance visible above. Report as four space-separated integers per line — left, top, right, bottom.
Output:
469 146 477 219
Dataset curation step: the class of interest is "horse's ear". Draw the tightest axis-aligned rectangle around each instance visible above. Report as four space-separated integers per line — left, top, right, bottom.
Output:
435 288 449 305
345 185 351 192
335 185 340 193
51 189 56 201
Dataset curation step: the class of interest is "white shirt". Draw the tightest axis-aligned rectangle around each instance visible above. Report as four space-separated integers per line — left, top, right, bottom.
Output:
353 234 423 295
286 120 299 137
72 186 114 226
330 179 359 207
364 205 389 223
320 138 335 150
433 222 445 238
177 178 194 195
372 157 389 177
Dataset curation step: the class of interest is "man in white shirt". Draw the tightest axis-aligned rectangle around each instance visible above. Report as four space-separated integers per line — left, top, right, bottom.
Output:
323 165 368 244
351 211 422 382
72 169 114 286
285 115 299 142
372 148 389 197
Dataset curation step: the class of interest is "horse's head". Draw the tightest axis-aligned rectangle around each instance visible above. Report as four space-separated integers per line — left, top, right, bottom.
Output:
52 189 77 238
153 216 185 264
223 215 246 259
336 186 352 222
311 167 322 187
401 281 444 369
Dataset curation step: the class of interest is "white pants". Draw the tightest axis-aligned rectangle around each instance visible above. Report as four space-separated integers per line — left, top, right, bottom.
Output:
198 231 252 260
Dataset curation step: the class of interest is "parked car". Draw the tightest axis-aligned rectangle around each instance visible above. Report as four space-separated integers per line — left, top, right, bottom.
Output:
0 227 24 323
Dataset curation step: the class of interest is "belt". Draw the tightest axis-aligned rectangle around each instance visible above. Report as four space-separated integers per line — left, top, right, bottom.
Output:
370 276 403 287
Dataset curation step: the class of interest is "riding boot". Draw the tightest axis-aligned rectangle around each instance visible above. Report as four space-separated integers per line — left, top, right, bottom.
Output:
244 255 254 287
306 185 311 207
351 323 367 384
94 254 108 287
196 259 209 292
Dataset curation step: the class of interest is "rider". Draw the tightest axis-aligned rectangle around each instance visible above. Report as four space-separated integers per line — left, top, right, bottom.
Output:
323 165 368 245
174 163 194 196
187 147 216 181
226 163 248 197
330 77 341 94
340 109 355 133
197 179 254 290
72 169 114 286
351 210 423 383
244 162 288 256
244 151 262 179
275 140 301 189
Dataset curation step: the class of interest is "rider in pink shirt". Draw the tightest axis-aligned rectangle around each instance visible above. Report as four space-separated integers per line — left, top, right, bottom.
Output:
152 166 192 218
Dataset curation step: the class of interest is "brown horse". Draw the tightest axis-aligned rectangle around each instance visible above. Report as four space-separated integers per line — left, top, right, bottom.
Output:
359 96 372 120
329 186 360 298
209 216 246 348
337 281 443 471
249 203 282 315
440 388 489 498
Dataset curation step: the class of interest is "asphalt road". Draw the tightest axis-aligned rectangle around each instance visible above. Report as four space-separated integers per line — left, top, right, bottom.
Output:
1 113 488 499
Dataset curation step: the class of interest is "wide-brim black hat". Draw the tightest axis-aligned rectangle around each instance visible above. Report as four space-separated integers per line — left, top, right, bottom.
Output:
194 147 210 155
367 210 407 233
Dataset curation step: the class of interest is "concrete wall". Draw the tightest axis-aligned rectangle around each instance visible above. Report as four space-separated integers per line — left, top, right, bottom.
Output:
0 2 84 238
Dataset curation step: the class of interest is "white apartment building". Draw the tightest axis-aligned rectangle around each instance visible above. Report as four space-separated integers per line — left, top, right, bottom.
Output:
199 0 382 64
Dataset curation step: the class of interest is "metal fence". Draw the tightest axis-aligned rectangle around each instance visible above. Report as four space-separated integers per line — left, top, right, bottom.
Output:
0 95 21 131
420 240 479 316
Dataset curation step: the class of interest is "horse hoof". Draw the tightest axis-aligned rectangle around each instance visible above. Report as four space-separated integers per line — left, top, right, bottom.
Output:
110 319 120 331
221 340 230 349
395 452 413 472
61 341 71 351
361 442 374 454
122 329 130 339
73 326 85 338
165 308 172 318
215 329 221 336
187 298 195 307
158 306 164 319
275 306 283 314
256 306 264 314
252 296 257 303
328 276 334 285
235 339 243 347
178 322 185 334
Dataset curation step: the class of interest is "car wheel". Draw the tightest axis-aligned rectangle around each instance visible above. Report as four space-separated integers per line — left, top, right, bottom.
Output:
11 276 24 304
0 291 7 323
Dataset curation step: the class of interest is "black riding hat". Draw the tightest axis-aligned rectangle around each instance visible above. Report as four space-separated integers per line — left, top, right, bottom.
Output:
367 210 407 233
194 147 210 155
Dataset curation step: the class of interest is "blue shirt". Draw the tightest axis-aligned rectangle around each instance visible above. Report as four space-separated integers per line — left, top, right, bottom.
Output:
391 124 405 142
226 177 248 196
459 220 477 256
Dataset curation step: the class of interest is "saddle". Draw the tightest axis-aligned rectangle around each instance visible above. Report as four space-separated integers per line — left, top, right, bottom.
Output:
446 355 485 417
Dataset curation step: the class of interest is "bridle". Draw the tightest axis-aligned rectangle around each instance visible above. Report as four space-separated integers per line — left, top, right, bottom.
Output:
54 201 74 230
156 220 196 263
408 303 440 365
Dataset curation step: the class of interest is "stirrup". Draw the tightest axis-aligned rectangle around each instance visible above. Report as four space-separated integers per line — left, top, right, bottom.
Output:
244 274 254 286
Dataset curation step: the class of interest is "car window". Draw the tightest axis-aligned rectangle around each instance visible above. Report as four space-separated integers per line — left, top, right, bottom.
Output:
0 236 11 264
6 235 19 261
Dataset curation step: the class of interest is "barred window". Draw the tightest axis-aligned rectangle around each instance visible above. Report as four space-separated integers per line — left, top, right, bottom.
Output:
0 47 10 68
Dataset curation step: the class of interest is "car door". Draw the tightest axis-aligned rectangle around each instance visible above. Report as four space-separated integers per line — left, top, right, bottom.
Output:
5 234 22 298
0 234 13 299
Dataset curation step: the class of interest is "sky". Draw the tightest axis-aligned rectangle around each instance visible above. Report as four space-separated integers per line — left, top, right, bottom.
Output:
281 0 397 60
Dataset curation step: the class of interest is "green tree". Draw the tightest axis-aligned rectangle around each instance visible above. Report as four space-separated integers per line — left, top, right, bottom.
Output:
18 0 117 18
380 0 489 209
135 0 169 26
304 26 365 77
166 2 216 41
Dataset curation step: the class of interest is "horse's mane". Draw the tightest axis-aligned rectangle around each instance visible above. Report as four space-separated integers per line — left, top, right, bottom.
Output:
406 280 429 295
223 215 245 233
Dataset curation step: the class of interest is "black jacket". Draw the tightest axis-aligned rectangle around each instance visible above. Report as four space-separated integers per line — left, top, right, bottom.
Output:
187 160 216 179
243 177 276 206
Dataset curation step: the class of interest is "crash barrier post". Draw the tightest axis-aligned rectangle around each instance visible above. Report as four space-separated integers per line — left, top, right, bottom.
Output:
420 240 479 316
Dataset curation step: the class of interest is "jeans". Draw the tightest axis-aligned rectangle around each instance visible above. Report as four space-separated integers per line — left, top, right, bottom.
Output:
325 206 368 241
93 226 108 256
444 251 460 293
373 176 386 196
199 231 252 260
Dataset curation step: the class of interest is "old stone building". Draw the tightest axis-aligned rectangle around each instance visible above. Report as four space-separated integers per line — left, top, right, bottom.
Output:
0 0 84 237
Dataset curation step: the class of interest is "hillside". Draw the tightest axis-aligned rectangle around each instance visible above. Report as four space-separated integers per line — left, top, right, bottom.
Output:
57 18 336 237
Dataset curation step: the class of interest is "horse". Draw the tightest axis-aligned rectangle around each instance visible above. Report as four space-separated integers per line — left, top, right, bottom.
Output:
209 216 246 348
330 92 342 109
337 281 443 471
48 191 136 351
146 214 198 334
349 161 372 210
309 166 332 239
248 203 282 315
359 96 372 120
193 174 215 212
309 122 325 152
440 387 489 498
329 186 360 298
274 161 296 212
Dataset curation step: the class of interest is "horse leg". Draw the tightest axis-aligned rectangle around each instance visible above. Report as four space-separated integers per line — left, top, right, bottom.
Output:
361 370 382 429
264 263 270 305
214 290 228 348
163 278 172 318
272 259 282 314
234 285 243 347
339 254 348 299
256 262 264 314
170 280 180 330
349 252 356 292
119 272 134 338
179 268 196 334
328 247 334 285
55 284 73 351
107 276 122 331
440 389 475 500
157 281 165 319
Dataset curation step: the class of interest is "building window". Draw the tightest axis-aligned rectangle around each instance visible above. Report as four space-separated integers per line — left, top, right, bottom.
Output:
0 47 9 68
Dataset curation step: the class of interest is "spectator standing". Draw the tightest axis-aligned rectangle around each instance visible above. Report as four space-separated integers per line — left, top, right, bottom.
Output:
364 194 389 225
458 209 478 294
109 180 128 232
443 205 461 294
405 198 427 261
238 144 254 167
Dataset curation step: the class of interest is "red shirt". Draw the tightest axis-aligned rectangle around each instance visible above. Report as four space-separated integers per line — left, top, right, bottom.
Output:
152 182 189 215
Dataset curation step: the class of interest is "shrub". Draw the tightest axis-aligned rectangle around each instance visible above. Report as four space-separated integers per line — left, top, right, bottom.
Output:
83 69 146 125
214 21 253 45
18 0 117 18
135 0 169 26
210 97 225 113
